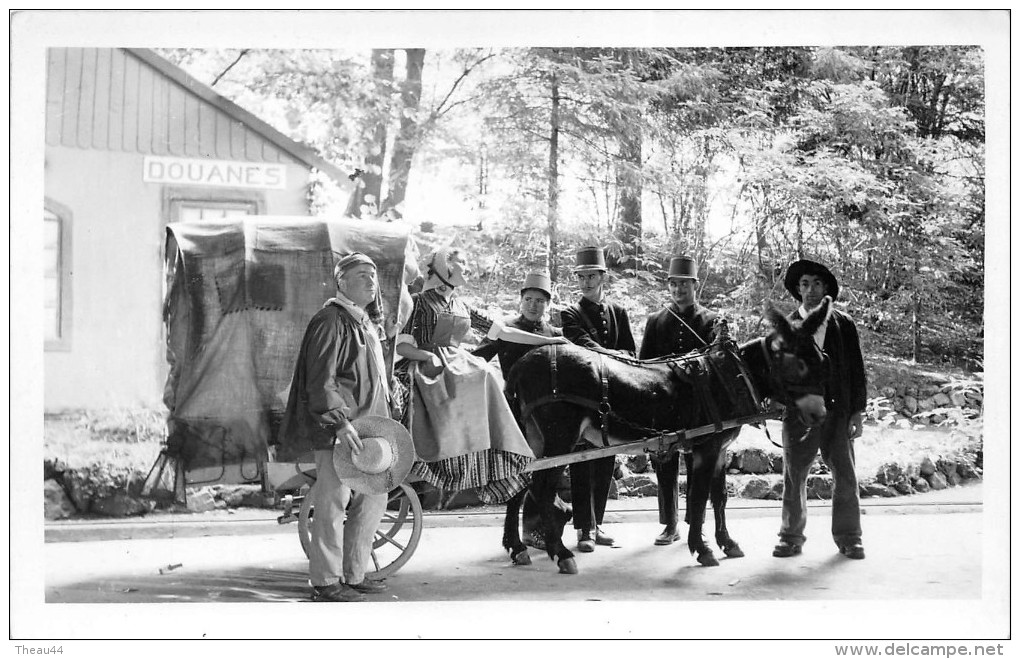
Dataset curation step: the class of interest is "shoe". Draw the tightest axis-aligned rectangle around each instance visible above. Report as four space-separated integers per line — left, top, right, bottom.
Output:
577 529 595 553
839 543 866 560
772 541 803 558
311 583 366 602
523 530 547 551
348 578 388 594
654 527 680 546
594 527 615 546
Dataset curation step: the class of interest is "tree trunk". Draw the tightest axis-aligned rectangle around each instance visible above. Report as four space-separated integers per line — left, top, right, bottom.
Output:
360 49 394 216
547 76 561 279
383 48 425 213
616 126 642 270
911 260 922 362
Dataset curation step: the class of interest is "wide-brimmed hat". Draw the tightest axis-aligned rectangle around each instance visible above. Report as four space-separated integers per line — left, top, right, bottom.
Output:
572 246 607 273
520 270 552 297
332 416 416 494
784 259 840 302
667 256 698 280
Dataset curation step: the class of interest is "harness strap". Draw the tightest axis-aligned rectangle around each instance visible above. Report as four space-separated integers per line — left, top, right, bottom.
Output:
550 343 558 395
598 355 611 447
519 393 603 422
692 356 724 433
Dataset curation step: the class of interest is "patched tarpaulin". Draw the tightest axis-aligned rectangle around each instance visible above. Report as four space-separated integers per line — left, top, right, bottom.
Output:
161 217 417 486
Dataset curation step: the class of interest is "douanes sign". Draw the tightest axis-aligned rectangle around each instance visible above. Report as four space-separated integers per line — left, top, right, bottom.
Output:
143 156 287 190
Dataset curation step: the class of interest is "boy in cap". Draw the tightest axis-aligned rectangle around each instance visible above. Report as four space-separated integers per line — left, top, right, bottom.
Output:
473 270 563 374
639 256 740 546
773 259 867 560
473 270 568 548
559 246 636 552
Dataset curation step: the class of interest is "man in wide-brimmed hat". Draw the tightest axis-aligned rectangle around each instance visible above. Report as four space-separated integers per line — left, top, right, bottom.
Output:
773 259 868 561
639 256 742 548
277 252 398 602
559 246 636 553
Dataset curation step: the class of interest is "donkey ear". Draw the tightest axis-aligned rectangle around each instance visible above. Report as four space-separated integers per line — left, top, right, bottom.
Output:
800 296 832 336
764 303 793 341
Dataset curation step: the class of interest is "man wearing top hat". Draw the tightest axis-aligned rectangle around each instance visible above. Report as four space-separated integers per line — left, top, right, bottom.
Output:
773 259 867 560
277 253 411 602
639 256 741 547
559 246 636 552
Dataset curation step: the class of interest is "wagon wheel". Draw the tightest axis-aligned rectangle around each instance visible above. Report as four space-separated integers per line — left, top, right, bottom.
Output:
298 482 423 580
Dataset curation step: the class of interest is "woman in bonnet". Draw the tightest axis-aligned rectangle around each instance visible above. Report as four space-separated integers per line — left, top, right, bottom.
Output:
394 247 566 503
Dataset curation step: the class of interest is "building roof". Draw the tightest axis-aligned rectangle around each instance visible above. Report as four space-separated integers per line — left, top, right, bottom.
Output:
126 48 353 190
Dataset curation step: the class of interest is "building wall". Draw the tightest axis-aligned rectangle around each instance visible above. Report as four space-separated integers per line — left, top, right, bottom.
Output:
43 146 314 411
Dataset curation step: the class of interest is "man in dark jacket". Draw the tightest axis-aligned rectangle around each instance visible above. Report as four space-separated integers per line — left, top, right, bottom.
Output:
773 259 868 560
473 270 568 549
639 256 739 546
559 246 636 552
277 253 392 602
473 270 564 374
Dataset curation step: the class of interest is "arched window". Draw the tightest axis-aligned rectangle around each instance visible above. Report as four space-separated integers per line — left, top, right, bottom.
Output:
44 199 73 350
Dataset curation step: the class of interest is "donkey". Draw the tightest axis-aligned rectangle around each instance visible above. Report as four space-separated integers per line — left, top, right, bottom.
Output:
502 299 832 574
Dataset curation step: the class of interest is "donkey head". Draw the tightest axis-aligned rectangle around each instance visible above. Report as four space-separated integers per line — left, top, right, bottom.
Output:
763 296 832 426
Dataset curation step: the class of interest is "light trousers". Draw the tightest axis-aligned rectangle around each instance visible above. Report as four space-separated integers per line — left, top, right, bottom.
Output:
308 449 388 587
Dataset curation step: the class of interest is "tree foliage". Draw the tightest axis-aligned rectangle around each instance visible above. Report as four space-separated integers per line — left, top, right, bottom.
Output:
160 45 984 369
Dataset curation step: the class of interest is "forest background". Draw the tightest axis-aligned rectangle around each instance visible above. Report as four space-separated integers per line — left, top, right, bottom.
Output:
160 45 985 374
34 37 991 524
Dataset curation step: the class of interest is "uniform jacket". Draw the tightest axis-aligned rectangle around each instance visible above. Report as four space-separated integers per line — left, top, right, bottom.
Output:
472 315 563 374
639 302 719 360
561 295 636 353
789 307 867 414
276 301 390 459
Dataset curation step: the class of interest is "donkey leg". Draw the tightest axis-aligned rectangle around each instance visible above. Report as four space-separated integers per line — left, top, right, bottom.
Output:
712 467 744 559
532 469 577 574
686 448 719 567
503 489 531 566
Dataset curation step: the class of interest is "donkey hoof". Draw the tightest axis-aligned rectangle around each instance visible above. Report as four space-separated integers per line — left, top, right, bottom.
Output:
511 549 532 566
722 543 745 559
558 557 578 574
696 550 720 567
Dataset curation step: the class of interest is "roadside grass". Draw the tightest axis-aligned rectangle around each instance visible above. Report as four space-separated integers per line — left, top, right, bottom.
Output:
44 410 165 473
46 410 982 490
730 419 982 482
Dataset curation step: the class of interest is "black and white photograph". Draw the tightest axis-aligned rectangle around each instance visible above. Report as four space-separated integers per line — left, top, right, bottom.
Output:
9 7 1011 650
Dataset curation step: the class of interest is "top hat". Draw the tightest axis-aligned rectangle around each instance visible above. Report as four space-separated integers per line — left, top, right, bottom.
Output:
783 259 840 302
572 246 607 272
667 256 698 280
332 415 416 494
520 270 552 297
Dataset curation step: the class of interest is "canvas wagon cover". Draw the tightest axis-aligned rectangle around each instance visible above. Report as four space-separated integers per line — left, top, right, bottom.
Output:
161 216 416 485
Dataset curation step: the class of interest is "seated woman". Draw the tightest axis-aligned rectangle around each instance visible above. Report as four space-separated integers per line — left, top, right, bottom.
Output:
395 248 567 504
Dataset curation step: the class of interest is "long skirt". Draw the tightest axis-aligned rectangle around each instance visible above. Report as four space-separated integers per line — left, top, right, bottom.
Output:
394 347 534 503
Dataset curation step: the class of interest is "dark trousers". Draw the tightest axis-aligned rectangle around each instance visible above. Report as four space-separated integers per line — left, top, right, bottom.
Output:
652 450 690 528
779 410 862 548
569 455 615 531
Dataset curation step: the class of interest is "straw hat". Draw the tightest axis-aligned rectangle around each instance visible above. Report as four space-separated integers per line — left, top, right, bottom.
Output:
332 416 416 494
